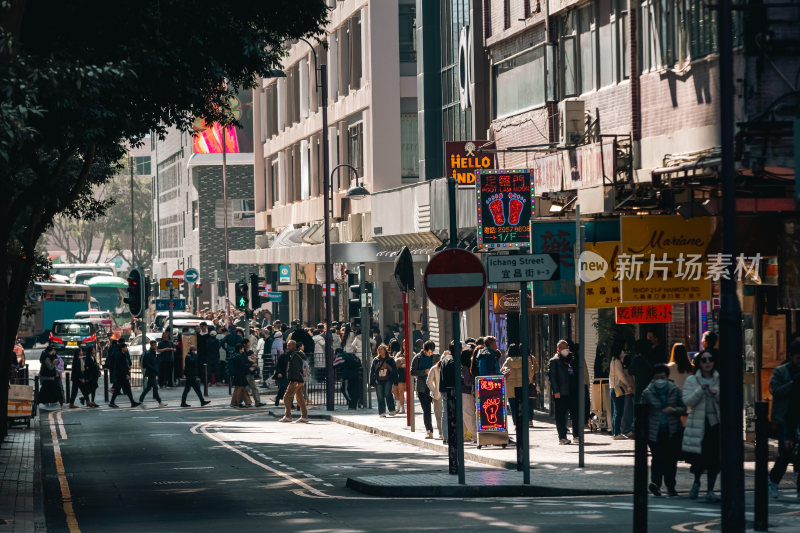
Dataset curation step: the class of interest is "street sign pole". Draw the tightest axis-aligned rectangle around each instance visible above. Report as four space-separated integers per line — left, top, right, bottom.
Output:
448 177 465 486
168 283 174 336
141 305 147 390
519 272 531 484
576 206 585 468
360 263 370 410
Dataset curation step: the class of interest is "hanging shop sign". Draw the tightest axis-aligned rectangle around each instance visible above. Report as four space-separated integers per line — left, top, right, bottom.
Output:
531 220 576 306
446 141 496 187
531 139 616 194
475 376 507 433
476 169 534 250
620 216 714 303
581 241 621 308
615 304 673 324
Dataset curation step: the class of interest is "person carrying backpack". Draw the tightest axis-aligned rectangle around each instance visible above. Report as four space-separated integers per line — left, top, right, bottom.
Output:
474 336 501 377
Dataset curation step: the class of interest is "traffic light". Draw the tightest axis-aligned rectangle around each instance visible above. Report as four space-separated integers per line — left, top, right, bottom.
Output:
235 280 249 309
348 284 361 320
250 273 262 309
125 268 145 318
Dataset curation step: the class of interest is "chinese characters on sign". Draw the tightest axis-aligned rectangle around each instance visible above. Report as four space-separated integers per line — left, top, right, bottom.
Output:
615 304 673 324
446 141 495 187
583 241 622 308
475 376 507 432
476 169 534 250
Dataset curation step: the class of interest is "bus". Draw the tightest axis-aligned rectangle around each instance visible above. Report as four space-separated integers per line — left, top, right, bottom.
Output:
17 282 91 347
84 276 131 332
50 263 117 279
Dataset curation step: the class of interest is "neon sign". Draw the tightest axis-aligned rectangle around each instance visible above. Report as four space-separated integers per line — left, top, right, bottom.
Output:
475 376 507 432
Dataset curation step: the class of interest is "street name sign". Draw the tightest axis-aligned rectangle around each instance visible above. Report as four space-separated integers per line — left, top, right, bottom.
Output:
267 291 283 303
424 249 487 312
155 298 186 311
486 253 560 283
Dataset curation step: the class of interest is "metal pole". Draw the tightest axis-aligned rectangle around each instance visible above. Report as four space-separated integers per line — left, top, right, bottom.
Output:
222 126 231 316
360 263 370 410
576 206 585 468
405 292 412 426
203 363 209 397
130 156 135 262
448 176 465 485
754 401 769 531
520 278 531 484
141 308 147 391
321 63 335 412
633 402 648 532
719 0 744 529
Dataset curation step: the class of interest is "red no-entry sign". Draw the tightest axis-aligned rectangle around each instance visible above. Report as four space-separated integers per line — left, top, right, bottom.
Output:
424 249 487 312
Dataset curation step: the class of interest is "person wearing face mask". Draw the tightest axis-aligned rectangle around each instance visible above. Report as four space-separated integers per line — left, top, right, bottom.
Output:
641 364 686 497
548 339 580 445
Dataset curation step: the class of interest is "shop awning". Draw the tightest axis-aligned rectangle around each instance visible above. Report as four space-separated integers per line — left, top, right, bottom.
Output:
229 241 379 266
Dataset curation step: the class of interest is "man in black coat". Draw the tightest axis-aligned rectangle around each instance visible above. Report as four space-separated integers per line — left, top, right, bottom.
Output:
139 340 165 406
196 322 210 383
287 321 314 359
109 343 140 408
205 329 221 385
181 347 210 407
548 339 579 445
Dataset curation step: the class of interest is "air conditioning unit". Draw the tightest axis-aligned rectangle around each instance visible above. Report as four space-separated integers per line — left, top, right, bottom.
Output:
559 99 585 146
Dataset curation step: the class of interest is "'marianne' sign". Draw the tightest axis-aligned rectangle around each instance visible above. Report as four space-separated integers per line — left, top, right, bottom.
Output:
475 375 507 433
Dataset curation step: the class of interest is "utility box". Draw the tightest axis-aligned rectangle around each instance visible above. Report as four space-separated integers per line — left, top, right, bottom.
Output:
559 99 585 146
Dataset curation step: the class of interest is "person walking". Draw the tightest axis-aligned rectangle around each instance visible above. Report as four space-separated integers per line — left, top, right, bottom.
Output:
682 350 721 502
474 336 501 377
205 328 221 386
229 344 253 408
411 340 440 439
642 364 686 497
369 344 398 418
768 340 800 500
609 344 633 439
426 353 445 439
157 331 176 388
109 343 141 408
82 346 101 406
501 343 537 429
68 347 95 408
279 340 308 423
38 346 62 407
272 333 290 407
139 340 166 407
460 347 478 441
181 346 211 407
245 342 265 407
667 343 693 391
390 339 406 414
549 340 580 445
438 347 455 445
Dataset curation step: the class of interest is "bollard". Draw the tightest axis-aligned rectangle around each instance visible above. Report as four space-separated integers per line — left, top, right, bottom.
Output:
633 402 648 533
65 372 71 402
103 368 109 402
754 401 769 531
203 364 209 397
34 375 39 400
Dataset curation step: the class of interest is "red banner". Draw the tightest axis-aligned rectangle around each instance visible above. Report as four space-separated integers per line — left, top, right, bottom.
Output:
615 304 673 324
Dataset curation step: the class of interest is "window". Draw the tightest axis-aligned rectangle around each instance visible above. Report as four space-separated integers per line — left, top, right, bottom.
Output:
300 139 310 200
401 114 419 178
579 5 595 94
598 0 613 88
561 35 577 97
215 199 255 228
192 200 198 230
493 45 551 119
134 156 151 176
618 0 630 79
399 4 417 63
504 0 511 30
347 122 364 178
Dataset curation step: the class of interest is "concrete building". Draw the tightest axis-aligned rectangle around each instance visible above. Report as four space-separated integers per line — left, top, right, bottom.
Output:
151 91 257 311
231 0 419 326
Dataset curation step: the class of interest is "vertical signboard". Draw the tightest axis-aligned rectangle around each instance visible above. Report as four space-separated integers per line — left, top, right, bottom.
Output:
446 141 495 187
475 376 507 433
476 169 534 250
531 221 576 305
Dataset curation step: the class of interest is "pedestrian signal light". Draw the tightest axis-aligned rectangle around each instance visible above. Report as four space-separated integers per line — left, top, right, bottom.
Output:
235 281 249 309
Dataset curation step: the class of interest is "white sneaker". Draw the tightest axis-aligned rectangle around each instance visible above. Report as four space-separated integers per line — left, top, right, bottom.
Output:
768 481 780 499
295 417 310 423
158 402 168 407
279 416 293 423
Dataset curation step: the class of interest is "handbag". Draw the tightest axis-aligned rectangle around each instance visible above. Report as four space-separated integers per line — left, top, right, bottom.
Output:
527 382 538 399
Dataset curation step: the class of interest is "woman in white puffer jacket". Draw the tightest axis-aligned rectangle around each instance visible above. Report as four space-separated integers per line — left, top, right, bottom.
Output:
681 350 721 502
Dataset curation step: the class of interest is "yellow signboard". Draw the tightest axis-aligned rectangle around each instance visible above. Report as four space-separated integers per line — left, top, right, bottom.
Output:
583 241 621 308
620 216 713 303
159 278 181 290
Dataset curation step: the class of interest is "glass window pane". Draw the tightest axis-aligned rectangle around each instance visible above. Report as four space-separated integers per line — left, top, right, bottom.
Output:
579 6 594 94
492 47 546 119
598 0 613 87
562 36 577 97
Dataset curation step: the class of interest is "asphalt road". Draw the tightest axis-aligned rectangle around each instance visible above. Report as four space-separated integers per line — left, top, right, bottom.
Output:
39 402 800 533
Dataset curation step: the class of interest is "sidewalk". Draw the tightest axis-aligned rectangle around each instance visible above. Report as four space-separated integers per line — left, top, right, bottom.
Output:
0 422 44 532
269 393 787 498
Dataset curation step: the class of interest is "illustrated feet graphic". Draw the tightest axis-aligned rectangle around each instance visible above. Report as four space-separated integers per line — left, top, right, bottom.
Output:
487 193 505 226
507 192 526 225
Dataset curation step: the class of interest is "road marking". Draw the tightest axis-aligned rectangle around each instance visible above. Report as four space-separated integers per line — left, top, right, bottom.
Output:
56 411 67 440
48 412 80 533
173 466 215 470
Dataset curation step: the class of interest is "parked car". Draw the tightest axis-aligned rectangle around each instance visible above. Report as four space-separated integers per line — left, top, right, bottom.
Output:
128 333 163 359
49 319 102 364
152 311 202 332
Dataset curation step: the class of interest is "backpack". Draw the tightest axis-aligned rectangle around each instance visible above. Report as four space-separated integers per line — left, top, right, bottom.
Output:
476 349 500 376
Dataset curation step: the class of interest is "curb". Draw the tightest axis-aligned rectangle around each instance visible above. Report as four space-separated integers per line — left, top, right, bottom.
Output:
344 477 631 498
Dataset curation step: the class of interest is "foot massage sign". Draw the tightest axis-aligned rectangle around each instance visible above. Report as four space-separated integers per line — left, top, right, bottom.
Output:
475 376 507 432
476 169 534 250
